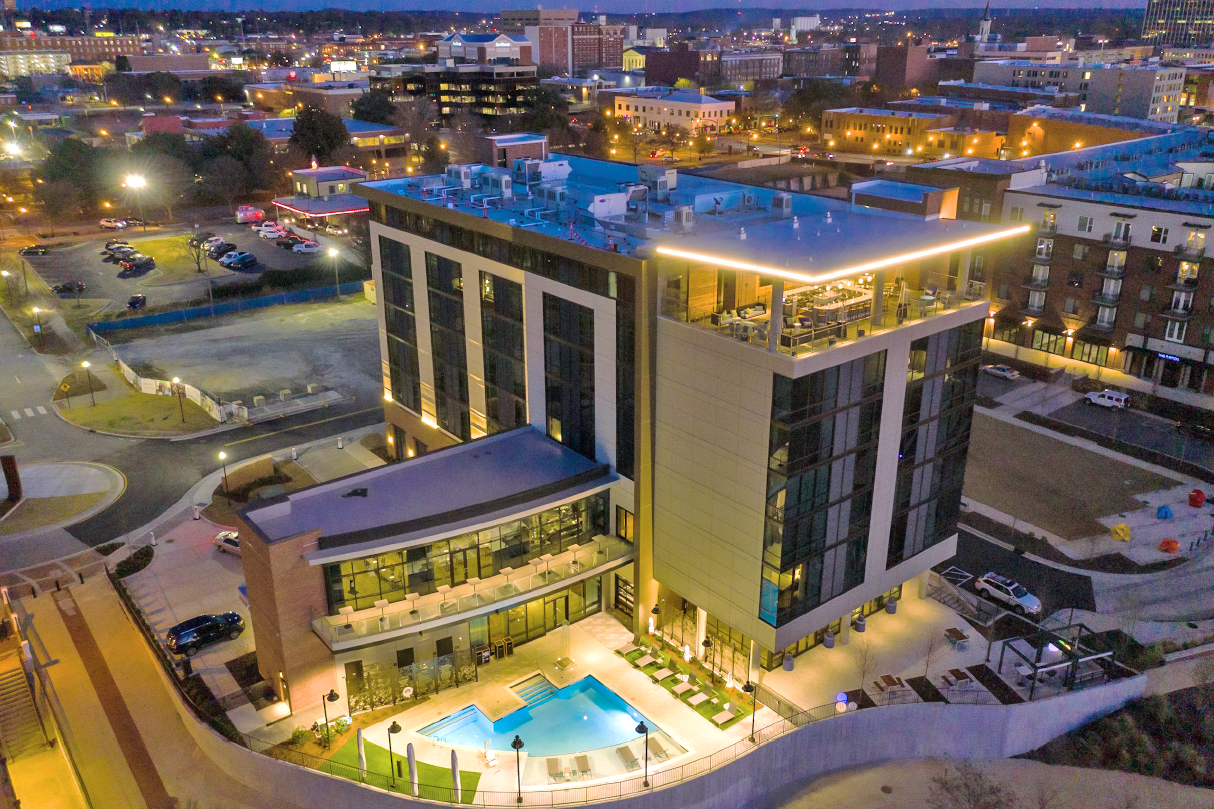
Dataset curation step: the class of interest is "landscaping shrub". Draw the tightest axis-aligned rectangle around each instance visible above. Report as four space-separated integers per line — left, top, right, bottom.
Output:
289 727 310 747
114 545 153 578
94 541 124 556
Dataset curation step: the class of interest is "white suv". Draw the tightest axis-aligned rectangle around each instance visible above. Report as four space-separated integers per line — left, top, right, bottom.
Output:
975 573 1042 616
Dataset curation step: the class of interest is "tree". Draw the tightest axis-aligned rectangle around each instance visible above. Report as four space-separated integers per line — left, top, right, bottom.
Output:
852 635 877 693
114 54 131 73
927 761 1018 809
268 51 291 68
40 138 105 214
660 125 689 159
202 155 248 213
673 77 697 89
133 132 198 170
350 90 396 125
518 86 569 134
34 180 81 233
289 105 349 165
420 135 449 175
922 630 943 680
445 109 483 163
693 133 716 158
145 156 194 223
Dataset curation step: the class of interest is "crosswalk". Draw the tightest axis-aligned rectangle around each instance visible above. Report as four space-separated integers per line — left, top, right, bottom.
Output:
9 406 49 420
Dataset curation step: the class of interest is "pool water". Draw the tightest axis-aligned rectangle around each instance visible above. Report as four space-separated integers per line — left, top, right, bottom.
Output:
418 675 656 756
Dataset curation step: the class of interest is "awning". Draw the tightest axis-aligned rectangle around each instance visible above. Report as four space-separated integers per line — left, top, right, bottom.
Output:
1028 310 1067 334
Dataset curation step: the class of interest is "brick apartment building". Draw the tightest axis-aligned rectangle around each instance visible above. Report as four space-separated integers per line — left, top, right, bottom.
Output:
0 34 141 62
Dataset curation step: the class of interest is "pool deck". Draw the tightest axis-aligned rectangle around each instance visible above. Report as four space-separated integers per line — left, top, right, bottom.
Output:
352 611 771 792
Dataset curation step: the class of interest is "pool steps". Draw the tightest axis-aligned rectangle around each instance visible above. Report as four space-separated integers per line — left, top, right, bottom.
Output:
513 675 558 708
419 705 481 740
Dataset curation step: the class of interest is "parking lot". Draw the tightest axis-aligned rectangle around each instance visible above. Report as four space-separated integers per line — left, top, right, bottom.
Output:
1049 398 1214 469
21 222 327 310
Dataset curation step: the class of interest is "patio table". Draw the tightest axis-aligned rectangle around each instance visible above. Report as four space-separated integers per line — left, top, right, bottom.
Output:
651 667 673 682
672 682 693 696
949 668 971 682
687 692 709 707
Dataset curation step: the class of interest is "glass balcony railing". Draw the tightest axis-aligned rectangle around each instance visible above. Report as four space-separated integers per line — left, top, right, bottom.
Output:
311 535 634 648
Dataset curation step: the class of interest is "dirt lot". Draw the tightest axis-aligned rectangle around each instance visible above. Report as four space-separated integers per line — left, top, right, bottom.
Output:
963 413 1181 540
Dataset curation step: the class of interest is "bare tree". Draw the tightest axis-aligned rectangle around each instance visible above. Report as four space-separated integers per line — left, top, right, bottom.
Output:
202 155 248 214
444 109 483 163
927 761 1019 809
852 635 877 693
923 631 943 680
393 96 437 147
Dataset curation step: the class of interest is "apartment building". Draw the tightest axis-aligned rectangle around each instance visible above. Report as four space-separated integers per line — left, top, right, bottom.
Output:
369 62 538 121
1142 0 1214 47
614 90 735 132
0 34 140 62
820 108 1002 158
972 61 1188 122
235 133 1027 713
0 50 69 76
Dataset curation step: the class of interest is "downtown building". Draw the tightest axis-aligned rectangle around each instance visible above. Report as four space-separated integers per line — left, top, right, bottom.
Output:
1142 0 1214 47
235 135 1027 712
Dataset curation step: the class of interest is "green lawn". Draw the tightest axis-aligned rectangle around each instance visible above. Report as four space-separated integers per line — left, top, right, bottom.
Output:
618 647 753 731
329 737 481 803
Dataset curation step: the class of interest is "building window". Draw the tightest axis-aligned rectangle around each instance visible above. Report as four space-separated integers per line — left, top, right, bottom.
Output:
480 272 527 435
1073 340 1110 366
380 237 421 413
1178 261 1199 283
887 321 982 571
543 293 596 461
1067 271 1083 287
615 506 634 543
1166 319 1187 343
1063 297 1080 315
1035 238 1053 259
426 252 471 441
761 352 886 627
1032 330 1066 355
1073 244 1089 260
1139 285 1153 302
997 282 1010 300
971 255 985 282
1134 311 1151 329
1151 226 1169 244
1008 206 1024 222
1077 215 1094 233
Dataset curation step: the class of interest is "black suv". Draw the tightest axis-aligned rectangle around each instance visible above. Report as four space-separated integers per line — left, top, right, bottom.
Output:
187 231 216 248
166 612 245 656
207 241 236 260
19 245 49 256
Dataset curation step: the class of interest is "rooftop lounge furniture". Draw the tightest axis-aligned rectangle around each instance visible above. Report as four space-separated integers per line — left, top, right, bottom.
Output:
547 758 565 783
576 754 593 778
617 746 641 772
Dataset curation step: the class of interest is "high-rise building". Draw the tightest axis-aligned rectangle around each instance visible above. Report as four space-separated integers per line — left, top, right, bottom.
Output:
973 61 1188 122
235 133 1028 712
1142 0 1214 47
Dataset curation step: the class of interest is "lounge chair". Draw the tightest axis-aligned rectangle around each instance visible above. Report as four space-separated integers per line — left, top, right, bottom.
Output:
650 738 669 760
576 754 592 778
484 741 499 768
547 758 565 783
616 746 641 772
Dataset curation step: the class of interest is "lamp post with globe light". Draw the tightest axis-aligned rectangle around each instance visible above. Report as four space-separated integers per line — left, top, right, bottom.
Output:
321 689 340 748
171 376 185 422
636 721 650 787
387 721 402 786
81 361 96 406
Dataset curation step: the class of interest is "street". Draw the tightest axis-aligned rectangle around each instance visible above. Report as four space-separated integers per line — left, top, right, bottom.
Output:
1049 398 1214 469
945 529 1097 615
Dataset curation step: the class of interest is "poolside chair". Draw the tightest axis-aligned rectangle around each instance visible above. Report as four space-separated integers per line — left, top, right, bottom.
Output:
616 746 641 772
650 738 669 761
484 741 499 769
547 758 565 783
576 754 592 779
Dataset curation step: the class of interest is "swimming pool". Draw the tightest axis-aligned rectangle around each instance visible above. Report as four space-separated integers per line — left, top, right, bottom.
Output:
418 675 657 756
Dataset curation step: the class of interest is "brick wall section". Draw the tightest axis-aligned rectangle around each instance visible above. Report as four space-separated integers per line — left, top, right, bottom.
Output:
239 523 335 711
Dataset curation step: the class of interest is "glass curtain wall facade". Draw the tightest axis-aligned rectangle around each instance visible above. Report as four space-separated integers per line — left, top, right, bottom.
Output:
480 272 527 434
426 252 471 440
323 493 608 613
760 352 886 627
886 321 982 568
543 293 596 460
380 237 422 413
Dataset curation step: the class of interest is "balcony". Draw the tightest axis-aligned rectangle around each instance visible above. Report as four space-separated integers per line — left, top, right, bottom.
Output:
1103 233 1132 249
1032 251 1054 264
1091 291 1121 306
1161 306 1193 320
1086 319 1115 332
1174 244 1206 261
1022 274 1050 291
1024 302 1045 316
311 535 633 651
1168 276 1199 292
1037 222 1057 235
1096 263 1125 279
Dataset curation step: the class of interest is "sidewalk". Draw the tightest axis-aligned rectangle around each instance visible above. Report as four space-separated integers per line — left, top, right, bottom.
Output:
22 578 305 809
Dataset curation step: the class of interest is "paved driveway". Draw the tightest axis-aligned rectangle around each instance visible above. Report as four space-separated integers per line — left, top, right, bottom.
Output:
944 530 1097 615
1049 399 1214 470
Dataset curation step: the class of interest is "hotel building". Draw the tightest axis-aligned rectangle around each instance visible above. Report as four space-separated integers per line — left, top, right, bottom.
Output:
237 135 1028 712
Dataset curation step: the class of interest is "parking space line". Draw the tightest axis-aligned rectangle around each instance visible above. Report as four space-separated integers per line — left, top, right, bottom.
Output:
10 410 20 420
23 408 34 417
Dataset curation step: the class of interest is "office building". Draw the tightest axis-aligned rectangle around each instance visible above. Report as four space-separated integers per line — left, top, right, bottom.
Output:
0 50 69 76
614 90 734 132
0 34 140 62
235 132 1027 713
720 50 783 84
972 62 1188 122
370 62 538 121
1142 0 1214 47
645 42 721 87
436 33 533 66
1005 105 1184 158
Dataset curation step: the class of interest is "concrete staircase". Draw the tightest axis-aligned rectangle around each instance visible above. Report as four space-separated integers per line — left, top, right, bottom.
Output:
0 667 46 758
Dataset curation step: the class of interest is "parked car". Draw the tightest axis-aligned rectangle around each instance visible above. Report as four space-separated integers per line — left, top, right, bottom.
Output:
127 294 147 309
207 241 237 260
213 530 241 556
235 205 265 224
1084 390 1129 409
252 221 284 234
187 231 216 248
104 239 130 252
293 240 322 253
258 227 287 240
107 244 136 257
99 218 126 229
51 281 86 294
1179 421 1214 441
648 149 664 158
118 255 155 276
123 217 146 227
975 573 1042 616
276 234 307 249
165 612 245 657
981 364 1020 381
18 245 49 256
323 223 348 236
220 251 257 270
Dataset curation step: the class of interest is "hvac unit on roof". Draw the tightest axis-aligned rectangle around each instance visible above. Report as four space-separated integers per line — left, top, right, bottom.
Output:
486 173 513 199
743 191 757 206
772 192 793 219
445 164 473 190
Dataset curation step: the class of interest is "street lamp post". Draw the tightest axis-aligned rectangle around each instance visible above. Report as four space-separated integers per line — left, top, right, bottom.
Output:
321 689 340 748
742 681 757 742
125 174 148 232
31 306 42 347
511 735 524 803
635 721 650 787
387 721 402 786
218 451 229 495
328 247 340 299
81 361 96 406
702 637 713 686
171 376 185 423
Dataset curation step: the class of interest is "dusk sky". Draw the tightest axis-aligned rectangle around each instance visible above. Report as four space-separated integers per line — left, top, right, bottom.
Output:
30 1 1151 12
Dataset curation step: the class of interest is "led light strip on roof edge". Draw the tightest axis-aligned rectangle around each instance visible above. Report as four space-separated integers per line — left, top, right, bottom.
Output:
272 200 370 216
655 224 1032 285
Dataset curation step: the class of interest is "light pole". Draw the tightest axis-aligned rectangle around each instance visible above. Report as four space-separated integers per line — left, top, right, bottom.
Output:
511 735 524 803
172 376 185 422
702 637 713 686
321 689 340 748
31 306 42 347
125 174 148 232
328 247 340 298
0 270 10 302
81 360 96 406
387 721 401 786
218 451 229 495
635 721 650 787
742 681 757 742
